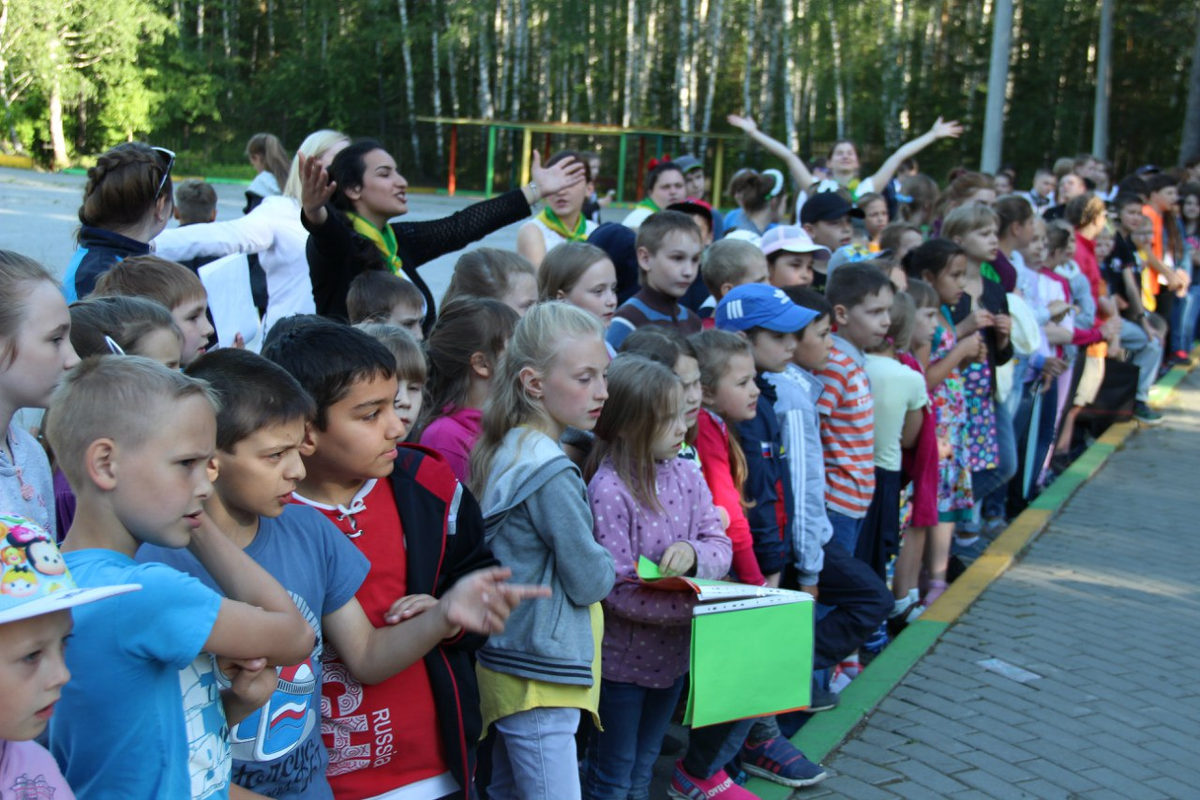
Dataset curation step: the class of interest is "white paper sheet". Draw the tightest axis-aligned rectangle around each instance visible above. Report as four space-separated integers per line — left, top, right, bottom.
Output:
198 253 262 352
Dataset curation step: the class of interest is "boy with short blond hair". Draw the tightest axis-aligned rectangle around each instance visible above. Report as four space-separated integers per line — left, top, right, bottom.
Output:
46 355 315 800
140 349 534 799
92 254 216 364
701 239 769 302
606 210 703 349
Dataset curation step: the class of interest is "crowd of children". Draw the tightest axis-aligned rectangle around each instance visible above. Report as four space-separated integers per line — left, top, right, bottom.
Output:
1 129 1197 800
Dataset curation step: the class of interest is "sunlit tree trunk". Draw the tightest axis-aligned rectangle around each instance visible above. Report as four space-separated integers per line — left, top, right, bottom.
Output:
396 0 419 163
432 0 444 161
699 0 723 156
48 76 66 168
622 0 637 126
829 3 846 139
742 0 756 114
476 7 494 119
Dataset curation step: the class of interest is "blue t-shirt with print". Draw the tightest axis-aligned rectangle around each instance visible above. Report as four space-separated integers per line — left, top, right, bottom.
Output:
49 549 225 800
139 505 370 799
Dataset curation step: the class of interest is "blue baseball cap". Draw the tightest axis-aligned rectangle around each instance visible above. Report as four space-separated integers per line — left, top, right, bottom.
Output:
715 284 820 334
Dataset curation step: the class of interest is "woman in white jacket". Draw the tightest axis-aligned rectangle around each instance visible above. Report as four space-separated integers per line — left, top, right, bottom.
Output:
153 129 349 333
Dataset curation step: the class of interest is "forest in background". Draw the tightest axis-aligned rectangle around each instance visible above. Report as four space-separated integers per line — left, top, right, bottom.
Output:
2 0 1199 194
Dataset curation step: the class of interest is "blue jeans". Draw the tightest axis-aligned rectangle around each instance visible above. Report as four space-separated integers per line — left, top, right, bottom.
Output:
681 718 756 780
1121 319 1165 402
489 707 582 800
1170 284 1200 355
826 509 865 557
982 381 1024 521
582 677 685 800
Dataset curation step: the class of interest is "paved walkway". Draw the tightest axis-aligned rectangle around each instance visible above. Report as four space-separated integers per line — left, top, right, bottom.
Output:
797 369 1200 799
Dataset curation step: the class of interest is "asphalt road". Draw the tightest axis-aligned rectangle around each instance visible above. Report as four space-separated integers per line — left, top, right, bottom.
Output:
0 166 621 302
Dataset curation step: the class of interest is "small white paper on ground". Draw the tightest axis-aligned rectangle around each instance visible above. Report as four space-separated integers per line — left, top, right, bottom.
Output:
198 253 261 350
976 657 1042 683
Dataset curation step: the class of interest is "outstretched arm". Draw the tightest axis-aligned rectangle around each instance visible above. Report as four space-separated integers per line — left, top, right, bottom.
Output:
728 114 814 194
864 117 963 193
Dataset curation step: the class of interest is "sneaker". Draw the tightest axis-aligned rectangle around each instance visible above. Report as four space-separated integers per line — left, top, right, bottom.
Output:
1133 402 1164 426
983 516 1007 536
862 622 889 654
1170 350 1190 366
740 737 829 788
668 761 761 799
807 683 840 711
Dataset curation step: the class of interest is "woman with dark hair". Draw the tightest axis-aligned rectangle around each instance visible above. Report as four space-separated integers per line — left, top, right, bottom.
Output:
620 161 688 230
63 142 175 301
823 118 962 201
299 138 584 331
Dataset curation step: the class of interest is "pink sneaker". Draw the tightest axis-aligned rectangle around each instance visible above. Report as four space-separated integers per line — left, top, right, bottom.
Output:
668 760 762 799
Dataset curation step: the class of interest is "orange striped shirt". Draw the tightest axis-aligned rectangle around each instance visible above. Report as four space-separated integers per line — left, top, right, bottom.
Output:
816 337 875 517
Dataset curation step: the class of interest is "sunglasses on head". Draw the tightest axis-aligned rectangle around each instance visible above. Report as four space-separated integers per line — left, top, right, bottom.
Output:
153 146 176 199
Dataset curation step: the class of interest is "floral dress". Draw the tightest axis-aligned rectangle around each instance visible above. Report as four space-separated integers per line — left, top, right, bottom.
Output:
930 310 974 518
960 355 1000 473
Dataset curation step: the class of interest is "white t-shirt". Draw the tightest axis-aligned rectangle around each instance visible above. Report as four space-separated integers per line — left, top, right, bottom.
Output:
864 354 927 471
529 216 599 251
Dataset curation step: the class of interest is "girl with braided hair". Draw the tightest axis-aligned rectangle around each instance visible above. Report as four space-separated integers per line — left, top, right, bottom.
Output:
63 142 175 301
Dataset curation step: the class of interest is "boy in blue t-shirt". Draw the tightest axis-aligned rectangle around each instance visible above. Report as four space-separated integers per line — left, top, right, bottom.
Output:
45 356 316 800
140 348 541 800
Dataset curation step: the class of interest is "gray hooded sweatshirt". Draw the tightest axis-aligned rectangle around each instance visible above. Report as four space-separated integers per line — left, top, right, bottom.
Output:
476 427 616 686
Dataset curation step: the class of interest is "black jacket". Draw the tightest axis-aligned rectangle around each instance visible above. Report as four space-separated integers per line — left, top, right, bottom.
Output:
390 445 498 798
303 191 532 333
950 273 1014 391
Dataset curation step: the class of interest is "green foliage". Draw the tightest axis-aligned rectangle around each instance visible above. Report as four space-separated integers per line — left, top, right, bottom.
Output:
0 0 1195 183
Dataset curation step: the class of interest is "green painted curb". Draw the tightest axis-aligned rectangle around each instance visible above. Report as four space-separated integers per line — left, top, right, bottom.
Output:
745 352 1198 795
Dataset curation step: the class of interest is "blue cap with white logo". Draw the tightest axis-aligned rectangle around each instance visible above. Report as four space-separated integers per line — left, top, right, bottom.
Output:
715 283 820 334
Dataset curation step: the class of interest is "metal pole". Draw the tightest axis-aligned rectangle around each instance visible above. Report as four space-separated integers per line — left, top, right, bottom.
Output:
616 134 628 204
448 125 458 196
980 0 1014 174
520 127 533 186
713 141 726 209
1092 0 1114 159
485 126 497 198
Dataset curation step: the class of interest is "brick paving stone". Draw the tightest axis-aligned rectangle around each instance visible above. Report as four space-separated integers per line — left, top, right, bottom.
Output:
1011 779 1073 800
950 789 1021 800
811 775 901 799
881 780 952 800
826 756 904 786
1146 775 1200 797
812 371 1200 800
1141 757 1200 785
1021 759 1104 794
957 731 1038 764
1077 767 1169 799
1140 737 1200 764
956 750 1039 783
882 758 973 795
888 742 972 776
837 738 909 766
